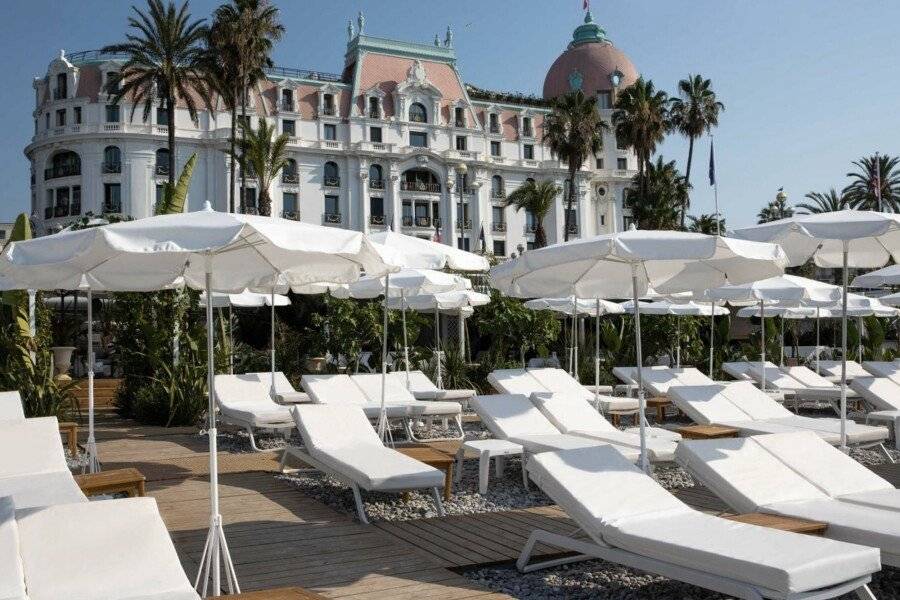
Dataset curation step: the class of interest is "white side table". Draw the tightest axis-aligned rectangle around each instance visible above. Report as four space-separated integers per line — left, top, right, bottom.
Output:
456 439 524 494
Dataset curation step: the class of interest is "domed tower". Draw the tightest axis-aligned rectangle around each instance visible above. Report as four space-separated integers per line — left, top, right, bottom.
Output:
543 11 640 234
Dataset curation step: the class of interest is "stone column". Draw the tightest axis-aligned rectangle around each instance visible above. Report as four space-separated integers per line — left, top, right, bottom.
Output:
470 179 484 252
444 174 456 248
358 166 370 233
389 165 401 231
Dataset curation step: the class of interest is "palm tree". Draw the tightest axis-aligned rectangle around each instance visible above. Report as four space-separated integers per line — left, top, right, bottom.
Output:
226 118 289 216
205 14 241 213
504 180 559 248
843 154 900 211
687 213 726 234
613 77 671 206
796 189 850 214
757 191 793 224
103 0 210 187
212 0 284 211
625 157 687 230
668 74 724 227
543 90 607 241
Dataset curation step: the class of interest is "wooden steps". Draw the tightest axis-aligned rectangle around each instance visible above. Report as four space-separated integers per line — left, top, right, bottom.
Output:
71 377 122 408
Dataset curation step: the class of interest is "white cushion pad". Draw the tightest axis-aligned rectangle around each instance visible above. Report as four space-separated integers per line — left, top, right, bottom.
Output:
470 394 560 438
527 368 593 401
487 369 546 396
0 497 26 600
668 385 749 425
850 376 900 411
571 429 676 462
0 417 69 478
219 401 293 428
0 392 24 422
839 488 900 512
302 374 369 405
0 472 86 509
293 405 380 450
310 444 444 491
530 393 617 434
509 433 614 455
598 396 640 411
17 497 198 600
719 381 793 420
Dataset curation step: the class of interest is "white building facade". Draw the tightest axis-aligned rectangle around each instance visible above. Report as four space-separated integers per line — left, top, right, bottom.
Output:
25 12 639 255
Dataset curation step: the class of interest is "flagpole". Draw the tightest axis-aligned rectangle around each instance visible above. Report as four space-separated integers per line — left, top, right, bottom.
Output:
875 151 882 212
710 135 720 236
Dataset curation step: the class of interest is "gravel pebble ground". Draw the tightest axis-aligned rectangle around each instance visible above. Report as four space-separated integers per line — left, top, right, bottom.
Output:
463 561 900 600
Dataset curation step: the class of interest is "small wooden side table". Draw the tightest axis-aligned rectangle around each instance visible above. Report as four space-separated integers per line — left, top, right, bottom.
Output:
75 467 146 498
645 397 671 422
677 424 740 440
397 446 454 501
723 512 828 535
208 587 325 600
58 421 79 456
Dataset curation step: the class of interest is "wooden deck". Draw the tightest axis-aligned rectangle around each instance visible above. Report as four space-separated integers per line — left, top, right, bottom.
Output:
89 408 900 598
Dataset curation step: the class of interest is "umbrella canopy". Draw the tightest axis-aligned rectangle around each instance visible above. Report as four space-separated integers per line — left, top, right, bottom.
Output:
523 296 624 316
490 229 787 299
851 264 900 289
200 290 291 308
387 289 490 311
490 228 787 471
0 204 398 596
332 268 470 299
706 274 843 307
876 292 900 307
368 231 490 271
620 299 729 316
736 305 818 319
732 210 900 450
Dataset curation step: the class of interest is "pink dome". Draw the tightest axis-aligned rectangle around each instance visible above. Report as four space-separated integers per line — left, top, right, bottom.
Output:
542 12 639 101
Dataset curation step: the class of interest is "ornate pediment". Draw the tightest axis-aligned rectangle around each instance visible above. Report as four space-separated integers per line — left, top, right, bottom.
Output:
396 60 442 97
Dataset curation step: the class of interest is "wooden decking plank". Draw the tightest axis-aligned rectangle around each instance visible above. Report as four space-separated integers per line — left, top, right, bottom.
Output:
390 518 508 563
415 515 524 559
375 521 480 566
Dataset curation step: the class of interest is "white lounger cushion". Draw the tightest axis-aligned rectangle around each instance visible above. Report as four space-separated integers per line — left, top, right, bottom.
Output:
302 374 409 418
487 369 548 396
350 374 461 416
863 361 900 380
292 405 444 491
394 371 476 401
672 368 716 386
214 375 293 427
817 361 870 381
471 394 560 438
529 446 880 594
17 497 198 600
0 497 26 600
246 372 309 403
668 385 750 425
526 368 593 402
0 472 87 509
0 392 24 422
850 376 900 411
783 366 840 389
719 382 794 420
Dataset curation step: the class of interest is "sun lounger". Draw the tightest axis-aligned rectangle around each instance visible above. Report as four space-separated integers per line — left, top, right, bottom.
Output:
0 391 25 422
0 417 86 509
669 382 890 447
470 394 641 470
349 373 462 419
676 432 900 567
286 404 446 523
245 371 309 404
214 374 295 451
816 360 870 383
390 370 476 404
723 360 778 381
746 366 855 409
517 445 880 599
489 368 639 414
612 366 717 397
849 377 900 449
527 367 639 413
529 393 680 461
4 495 199 599
863 361 900 383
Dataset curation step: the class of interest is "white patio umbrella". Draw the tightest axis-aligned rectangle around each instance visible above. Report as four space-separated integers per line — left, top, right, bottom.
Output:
818 296 899 361
876 292 900 307
199 290 290 380
490 227 787 471
851 264 900 289
622 300 729 368
707 275 843 389
386 289 490 386
736 305 818 365
525 296 624 396
0 203 396 596
732 210 900 449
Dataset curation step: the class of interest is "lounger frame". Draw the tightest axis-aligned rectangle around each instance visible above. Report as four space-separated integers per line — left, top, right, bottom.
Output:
516 528 875 600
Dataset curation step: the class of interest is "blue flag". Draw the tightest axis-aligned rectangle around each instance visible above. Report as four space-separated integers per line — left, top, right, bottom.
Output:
708 138 716 186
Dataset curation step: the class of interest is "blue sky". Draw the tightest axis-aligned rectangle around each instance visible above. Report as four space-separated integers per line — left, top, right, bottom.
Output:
2 0 898 227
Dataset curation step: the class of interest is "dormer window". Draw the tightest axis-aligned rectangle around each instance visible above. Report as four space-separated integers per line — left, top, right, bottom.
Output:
281 89 293 111
409 102 427 123
106 71 120 95
323 93 335 116
597 91 612 109
454 107 465 128
522 117 533 137
55 73 67 100
489 113 500 134
368 96 380 119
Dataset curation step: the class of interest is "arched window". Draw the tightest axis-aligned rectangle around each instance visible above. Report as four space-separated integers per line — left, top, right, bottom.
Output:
45 150 80 180
103 146 121 174
408 102 427 123
282 158 298 184
324 161 340 187
155 148 170 176
401 168 440 193
55 73 67 98
491 175 505 198
369 164 384 189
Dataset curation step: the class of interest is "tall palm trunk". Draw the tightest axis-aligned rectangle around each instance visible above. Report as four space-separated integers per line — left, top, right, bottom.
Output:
228 91 237 213
239 78 247 212
535 221 547 248
681 136 695 229
166 95 176 187
564 164 577 242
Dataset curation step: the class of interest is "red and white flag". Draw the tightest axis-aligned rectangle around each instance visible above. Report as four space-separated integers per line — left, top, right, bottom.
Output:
583 0 590 10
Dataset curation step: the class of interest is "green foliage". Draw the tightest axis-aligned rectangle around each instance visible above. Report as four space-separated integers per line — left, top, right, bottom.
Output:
0 213 35 372
227 117 289 216
471 290 560 364
742 316 781 363
155 153 197 214
843 154 900 211
504 180 559 248
305 295 385 371
625 156 688 230
433 343 476 392
687 213 726 235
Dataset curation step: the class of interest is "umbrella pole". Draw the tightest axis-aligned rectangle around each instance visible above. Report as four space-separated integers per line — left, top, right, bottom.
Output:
840 245 848 450
708 301 715 376
195 266 239 596
858 316 863 361
85 287 100 473
228 306 233 375
816 308 820 374
378 275 390 440
434 307 442 388
270 290 276 397
631 265 649 473
780 317 784 366
401 291 410 390
458 308 465 359
594 299 601 411
573 310 579 382
676 316 681 368
759 300 766 391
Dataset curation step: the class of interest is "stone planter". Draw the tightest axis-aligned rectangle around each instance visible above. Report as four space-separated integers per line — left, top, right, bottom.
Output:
50 346 76 381
305 357 327 373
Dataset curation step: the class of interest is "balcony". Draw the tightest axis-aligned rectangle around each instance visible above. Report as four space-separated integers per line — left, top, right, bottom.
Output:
491 189 506 199
400 181 441 193
415 216 431 228
44 206 53 219
566 223 579 235
455 119 465 128
282 172 299 184
320 105 336 117
279 100 295 112
369 214 386 226
522 129 534 138
53 88 66 100
282 210 300 221
489 124 500 134
456 219 472 231
368 110 381 119
402 216 413 227
324 176 341 188
155 164 170 177
102 161 121 174
369 179 385 190
443 149 480 162
492 221 507 233
319 140 343 150
53 204 68 218
103 199 122 214
324 212 342 224
44 165 80 180
240 168 257 181
524 223 537 234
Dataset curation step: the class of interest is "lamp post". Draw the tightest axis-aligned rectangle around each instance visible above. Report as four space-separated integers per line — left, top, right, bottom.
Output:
455 163 468 250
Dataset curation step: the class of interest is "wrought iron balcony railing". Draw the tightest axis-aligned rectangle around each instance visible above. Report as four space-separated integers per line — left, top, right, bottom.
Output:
456 219 473 231
400 181 441 193
102 161 121 174
369 214 385 226
324 212 342 224
103 200 122 214
415 216 431 228
155 164 170 176
281 210 300 221
492 221 507 232
369 179 385 190
402 216 413 227
44 164 80 180
282 172 299 184
491 189 506 199
324 176 340 187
